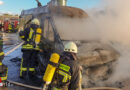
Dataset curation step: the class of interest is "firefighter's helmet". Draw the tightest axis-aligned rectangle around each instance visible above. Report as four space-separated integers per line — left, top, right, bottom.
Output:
31 18 40 25
64 42 78 53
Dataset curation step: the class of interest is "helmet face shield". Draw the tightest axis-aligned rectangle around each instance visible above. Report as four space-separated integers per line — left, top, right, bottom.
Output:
64 42 78 53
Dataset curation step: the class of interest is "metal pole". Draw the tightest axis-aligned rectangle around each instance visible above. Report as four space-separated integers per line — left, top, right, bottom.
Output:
35 0 42 7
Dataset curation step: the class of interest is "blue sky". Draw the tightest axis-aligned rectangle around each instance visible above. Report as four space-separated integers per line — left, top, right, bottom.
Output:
0 0 101 14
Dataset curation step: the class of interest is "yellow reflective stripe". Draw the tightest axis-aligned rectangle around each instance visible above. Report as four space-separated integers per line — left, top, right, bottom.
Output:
53 87 62 90
59 64 70 72
34 46 40 50
20 36 25 38
58 70 71 83
0 52 4 56
8 25 12 29
20 58 27 76
29 28 34 39
22 44 33 49
0 62 2 65
22 46 33 48
1 76 7 81
23 44 33 47
21 68 27 71
1 68 8 81
22 44 40 50
20 58 23 76
26 28 34 42
27 39 29 41
22 47 33 49
29 68 35 71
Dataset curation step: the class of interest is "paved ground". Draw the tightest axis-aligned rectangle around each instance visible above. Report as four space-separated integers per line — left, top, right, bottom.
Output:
1 33 130 90
1 33 42 90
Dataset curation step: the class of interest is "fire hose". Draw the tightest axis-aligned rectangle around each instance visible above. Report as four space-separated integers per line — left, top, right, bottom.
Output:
7 80 42 90
3 42 22 50
4 42 24 56
3 42 43 89
1 36 122 90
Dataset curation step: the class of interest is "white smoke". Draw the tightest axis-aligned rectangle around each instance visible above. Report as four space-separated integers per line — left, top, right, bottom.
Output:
87 0 130 45
108 43 130 82
54 0 130 44
87 0 130 82
54 0 130 83
54 17 99 41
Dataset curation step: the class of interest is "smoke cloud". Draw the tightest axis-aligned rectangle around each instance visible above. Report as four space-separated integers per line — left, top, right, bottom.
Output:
95 0 130 82
54 0 130 83
87 0 130 45
108 43 130 82
54 17 99 41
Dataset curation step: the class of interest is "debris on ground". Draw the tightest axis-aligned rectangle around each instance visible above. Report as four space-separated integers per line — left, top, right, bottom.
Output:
77 41 120 88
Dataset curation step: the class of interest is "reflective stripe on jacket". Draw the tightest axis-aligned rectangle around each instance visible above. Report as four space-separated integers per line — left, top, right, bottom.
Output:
1 68 8 81
0 52 4 56
20 28 42 50
8 24 12 30
52 59 82 90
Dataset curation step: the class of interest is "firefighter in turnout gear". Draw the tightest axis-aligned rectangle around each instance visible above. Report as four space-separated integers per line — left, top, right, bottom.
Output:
49 42 82 90
19 18 42 78
0 34 8 82
8 23 12 33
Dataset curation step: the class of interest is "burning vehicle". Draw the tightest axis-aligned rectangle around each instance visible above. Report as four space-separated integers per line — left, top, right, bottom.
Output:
19 0 120 89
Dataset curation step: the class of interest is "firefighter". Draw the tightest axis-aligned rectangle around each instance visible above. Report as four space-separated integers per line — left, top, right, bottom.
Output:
19 18 42 78
0 34 8 83
0 22 2 31
14 21 19 33
4 20 9 32
49 42 82 90
8 23 12 33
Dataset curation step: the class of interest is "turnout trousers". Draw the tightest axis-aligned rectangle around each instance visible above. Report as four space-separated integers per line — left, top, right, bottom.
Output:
0 52 8 81
20 50 39 78
0 64 8 81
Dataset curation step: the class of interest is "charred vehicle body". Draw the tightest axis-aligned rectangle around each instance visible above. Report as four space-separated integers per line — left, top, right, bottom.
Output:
19 0 88 74
19 0 120 89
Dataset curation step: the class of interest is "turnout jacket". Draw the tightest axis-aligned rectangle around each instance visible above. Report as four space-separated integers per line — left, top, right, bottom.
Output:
0 34 4 61
19 27 42 50
51 53 82 90
0 34 8 81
